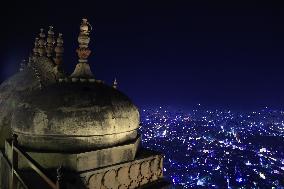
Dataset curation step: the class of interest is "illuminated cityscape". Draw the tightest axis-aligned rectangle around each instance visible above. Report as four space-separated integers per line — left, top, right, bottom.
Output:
140 106 284 188
1 1 284 189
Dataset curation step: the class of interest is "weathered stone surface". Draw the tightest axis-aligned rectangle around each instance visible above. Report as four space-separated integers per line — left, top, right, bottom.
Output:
1 148 168 188
5 137 141 171
117 166 131 188
82 149 165 189
129 163 141 188
0 57 57 149
103 170 119 188
71 62 94 79
89 173 104 189
11 81 139 151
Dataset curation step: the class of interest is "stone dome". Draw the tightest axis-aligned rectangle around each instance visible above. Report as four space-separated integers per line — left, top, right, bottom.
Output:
0 20 140 152
11 82 140 152
0 56 139 152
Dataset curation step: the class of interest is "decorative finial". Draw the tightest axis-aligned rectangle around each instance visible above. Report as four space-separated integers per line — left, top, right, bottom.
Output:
113 78 118 89
26 53 35 67
71 18 94 82
77 18 92 62
46 26 55 58
33 37 39 57
19 59 27 72
53 33 65 79
38 28 46 57
54 33 64 65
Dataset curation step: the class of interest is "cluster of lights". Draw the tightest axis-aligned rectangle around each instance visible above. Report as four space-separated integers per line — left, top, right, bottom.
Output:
139 106 284 188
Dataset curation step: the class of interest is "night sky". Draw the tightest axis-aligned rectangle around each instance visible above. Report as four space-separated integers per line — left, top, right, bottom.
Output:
1 1 284 111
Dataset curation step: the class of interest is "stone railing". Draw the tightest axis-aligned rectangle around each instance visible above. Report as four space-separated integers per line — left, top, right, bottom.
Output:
81 154 164 189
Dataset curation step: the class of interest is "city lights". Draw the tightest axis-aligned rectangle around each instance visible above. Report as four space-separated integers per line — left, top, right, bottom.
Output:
140 106 284 188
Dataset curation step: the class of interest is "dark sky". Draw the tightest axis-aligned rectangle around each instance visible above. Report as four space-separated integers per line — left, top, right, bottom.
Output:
0 1 284 110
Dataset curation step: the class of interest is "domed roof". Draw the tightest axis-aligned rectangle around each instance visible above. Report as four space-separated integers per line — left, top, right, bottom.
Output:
11 82 139 152
0 19 140 152
0 57 140 152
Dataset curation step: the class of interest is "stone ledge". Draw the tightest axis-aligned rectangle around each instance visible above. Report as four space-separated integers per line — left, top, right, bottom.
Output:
5 136 141 171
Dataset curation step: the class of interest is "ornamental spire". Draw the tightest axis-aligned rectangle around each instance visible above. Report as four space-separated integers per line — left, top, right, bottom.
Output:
33 37 39 57
19 59 27 72
53 33 65 79
113 78 118 89
54 33 64 65
38 28 46 57
46 26 55 58
70 18 95 82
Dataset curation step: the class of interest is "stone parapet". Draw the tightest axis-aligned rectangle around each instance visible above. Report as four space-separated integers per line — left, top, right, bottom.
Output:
79 149 166 189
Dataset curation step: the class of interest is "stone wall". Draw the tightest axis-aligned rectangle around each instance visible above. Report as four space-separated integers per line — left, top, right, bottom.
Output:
80 153 164 189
